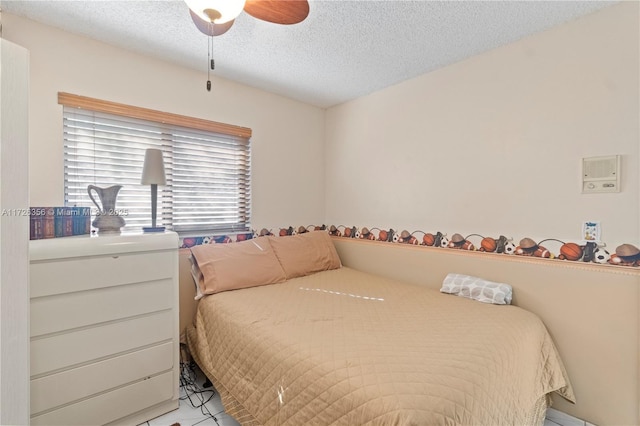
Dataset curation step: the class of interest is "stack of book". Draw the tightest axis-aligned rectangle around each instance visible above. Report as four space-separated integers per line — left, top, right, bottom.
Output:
30 207 92 240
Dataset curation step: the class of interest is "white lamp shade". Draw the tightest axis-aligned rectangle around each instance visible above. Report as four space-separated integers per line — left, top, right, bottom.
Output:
141 149 167 185
185 0 247 24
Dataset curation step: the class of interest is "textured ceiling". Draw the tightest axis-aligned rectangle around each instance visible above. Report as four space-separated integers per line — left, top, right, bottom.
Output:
1 0 617 108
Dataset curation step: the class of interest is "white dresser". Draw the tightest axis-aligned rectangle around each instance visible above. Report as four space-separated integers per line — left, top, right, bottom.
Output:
29 231 180 425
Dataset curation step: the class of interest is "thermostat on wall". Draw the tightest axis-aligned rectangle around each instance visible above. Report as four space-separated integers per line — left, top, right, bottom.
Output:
582 155 620 193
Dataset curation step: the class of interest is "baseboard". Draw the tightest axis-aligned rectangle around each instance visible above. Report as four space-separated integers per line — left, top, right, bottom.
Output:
546 408 596 426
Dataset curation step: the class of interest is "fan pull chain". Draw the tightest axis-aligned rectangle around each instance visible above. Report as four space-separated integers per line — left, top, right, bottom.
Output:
210 35 215 73
206 33 212 91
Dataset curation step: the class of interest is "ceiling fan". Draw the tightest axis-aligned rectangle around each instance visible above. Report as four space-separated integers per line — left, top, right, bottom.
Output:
185 0 310 36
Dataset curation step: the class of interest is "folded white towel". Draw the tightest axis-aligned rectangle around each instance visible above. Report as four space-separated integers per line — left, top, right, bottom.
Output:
441 273 512 305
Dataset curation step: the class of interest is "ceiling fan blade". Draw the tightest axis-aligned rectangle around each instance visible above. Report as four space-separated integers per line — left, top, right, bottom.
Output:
243 0 309 25
189 10 235 36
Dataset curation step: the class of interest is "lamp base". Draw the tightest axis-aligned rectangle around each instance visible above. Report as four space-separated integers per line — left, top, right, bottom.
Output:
143 226 166 233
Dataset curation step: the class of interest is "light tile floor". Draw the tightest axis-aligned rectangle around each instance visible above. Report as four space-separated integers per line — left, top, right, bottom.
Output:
139 362 239 426
142 362 570 426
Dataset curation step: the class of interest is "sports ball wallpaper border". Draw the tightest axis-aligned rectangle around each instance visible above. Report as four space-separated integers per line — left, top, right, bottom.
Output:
179 224 640 268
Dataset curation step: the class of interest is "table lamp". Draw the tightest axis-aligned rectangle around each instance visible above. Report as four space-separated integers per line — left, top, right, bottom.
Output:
141 148 166 232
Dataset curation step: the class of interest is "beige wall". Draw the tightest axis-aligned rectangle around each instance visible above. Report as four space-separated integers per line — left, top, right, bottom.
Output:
5 4 638 247
3 14 326 230
325 2 639 251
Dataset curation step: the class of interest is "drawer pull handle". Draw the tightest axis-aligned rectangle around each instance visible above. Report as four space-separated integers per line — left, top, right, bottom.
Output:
112 256 119 259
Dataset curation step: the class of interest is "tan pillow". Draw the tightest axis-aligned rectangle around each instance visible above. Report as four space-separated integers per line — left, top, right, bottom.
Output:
190 238 286 296
268 231 341 279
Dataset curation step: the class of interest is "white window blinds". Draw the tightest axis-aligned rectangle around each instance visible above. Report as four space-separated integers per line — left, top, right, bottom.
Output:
62 94 251 235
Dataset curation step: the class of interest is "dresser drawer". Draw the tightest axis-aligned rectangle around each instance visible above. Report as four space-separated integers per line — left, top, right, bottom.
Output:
31 341 174 414
29 232 179 425
31 250 175 298
31 278 173 337
31 370 174 426
31 310 173 376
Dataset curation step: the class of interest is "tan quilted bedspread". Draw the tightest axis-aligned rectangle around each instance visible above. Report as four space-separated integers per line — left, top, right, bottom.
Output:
187 267 574 426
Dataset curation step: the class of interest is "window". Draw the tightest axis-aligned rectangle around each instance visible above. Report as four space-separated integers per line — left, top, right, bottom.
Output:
60 93 251 235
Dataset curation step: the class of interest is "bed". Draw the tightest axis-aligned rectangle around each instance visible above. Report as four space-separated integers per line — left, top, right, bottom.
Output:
185 231 574 425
